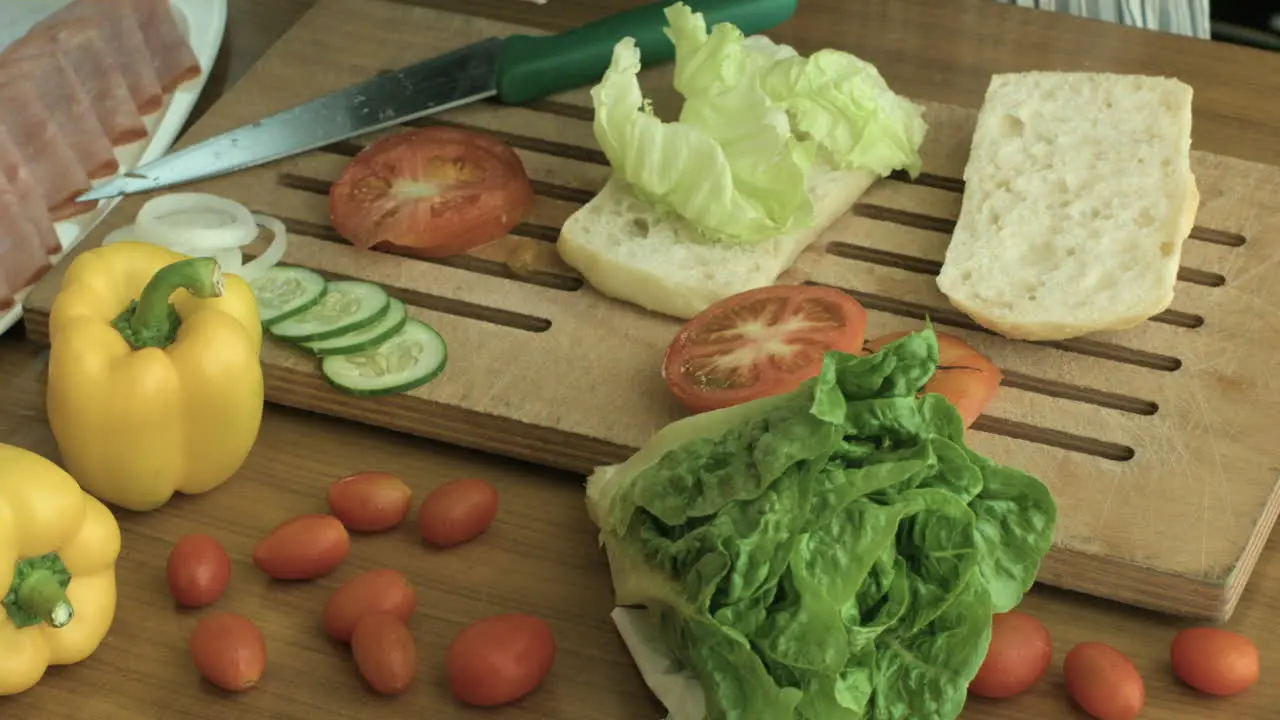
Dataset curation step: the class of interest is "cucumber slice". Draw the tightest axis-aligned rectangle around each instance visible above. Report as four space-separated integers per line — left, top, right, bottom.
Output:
269 280 390 343
251 266 327 326
321 319 447 397
300 297 408 356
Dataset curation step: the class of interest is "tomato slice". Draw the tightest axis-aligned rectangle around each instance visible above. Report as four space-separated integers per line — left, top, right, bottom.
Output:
328 126 534 259
662 285 868 414
865 329 1002 428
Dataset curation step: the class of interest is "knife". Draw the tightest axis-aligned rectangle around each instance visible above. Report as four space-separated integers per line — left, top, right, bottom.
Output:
78 0 798 202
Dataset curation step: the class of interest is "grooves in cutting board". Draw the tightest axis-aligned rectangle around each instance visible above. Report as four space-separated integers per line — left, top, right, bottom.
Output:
22 0 1280 622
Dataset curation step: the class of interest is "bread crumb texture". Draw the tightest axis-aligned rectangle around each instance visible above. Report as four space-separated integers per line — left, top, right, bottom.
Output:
936 71 1199 341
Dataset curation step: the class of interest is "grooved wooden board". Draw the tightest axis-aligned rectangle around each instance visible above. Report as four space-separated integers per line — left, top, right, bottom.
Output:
22 0 1280 621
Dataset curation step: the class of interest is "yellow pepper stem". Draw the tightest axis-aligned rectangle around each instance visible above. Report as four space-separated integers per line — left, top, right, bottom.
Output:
4 553 74 629
111 257 224 350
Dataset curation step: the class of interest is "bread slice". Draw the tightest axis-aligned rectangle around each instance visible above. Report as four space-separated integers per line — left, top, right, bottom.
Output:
935 71 1199 341
558 167 879 320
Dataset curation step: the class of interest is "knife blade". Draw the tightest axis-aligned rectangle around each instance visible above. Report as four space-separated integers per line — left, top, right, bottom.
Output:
78 0 799 202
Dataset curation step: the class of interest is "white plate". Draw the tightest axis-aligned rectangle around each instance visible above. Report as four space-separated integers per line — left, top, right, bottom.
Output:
0 0 227 336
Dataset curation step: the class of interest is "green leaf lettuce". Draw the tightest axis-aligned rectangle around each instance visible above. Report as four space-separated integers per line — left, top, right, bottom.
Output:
587 327 1057 720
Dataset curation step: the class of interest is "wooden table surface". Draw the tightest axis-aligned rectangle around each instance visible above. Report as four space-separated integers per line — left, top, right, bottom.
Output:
3 1 1279 718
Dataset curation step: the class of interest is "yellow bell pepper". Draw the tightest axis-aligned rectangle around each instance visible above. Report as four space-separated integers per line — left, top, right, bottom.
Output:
0 443 122 696
47 242 265 512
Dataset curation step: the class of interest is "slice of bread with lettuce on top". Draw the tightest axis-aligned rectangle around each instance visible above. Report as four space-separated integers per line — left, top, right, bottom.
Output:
558 3 929 319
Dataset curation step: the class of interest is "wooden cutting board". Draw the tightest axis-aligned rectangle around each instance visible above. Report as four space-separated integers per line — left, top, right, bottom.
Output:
22 0 1280 622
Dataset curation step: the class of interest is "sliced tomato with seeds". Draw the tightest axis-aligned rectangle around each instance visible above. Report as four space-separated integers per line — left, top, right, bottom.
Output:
865 329 1002 428
329 126 534 259
662 285 868 414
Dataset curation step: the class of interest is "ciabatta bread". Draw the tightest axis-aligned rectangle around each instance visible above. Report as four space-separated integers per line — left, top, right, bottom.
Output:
936 71 1199 341
558 167 878 320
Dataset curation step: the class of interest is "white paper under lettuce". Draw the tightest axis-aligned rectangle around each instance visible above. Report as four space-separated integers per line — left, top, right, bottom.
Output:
612 607 708 720
0 0 227 336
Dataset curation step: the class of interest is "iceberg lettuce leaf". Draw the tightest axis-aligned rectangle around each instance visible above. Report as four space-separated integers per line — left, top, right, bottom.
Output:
591 30 815 244
590 3 928 244
755 46 929 177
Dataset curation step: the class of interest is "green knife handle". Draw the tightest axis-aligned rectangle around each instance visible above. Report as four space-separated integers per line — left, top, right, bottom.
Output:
496 0 799 106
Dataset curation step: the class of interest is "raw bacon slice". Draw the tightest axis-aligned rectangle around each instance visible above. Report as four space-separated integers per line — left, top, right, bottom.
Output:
0 76 97 221
0 126 61 255
132 0 201 92
21 19 148 146
37 0 165 115
0 172 53 312
0 48 119 179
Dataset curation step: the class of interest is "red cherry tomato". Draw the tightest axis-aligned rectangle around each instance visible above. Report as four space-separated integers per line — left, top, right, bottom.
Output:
166 533 231 608
188 612 266 692
323 569 417 643
1063 642 1145 720
417 478 499 549
327 471 413 533
1170 627 1260 697
252 514 350 580
969 610 1053 699
351 613 417 696
447 613 556 707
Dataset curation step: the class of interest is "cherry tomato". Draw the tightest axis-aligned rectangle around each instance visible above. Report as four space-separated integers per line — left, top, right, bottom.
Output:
351 612 418 696
969 610 1053 699
447 613 556 707
329 126 534 259
1170 627 1260 696
662 285 869 414
866 329 1002 428
418 478 499 549
1063 642 1145 720
252 514 350 580
327 471 413 533
189 612 267 692
165 533 231 608
323 569 418 643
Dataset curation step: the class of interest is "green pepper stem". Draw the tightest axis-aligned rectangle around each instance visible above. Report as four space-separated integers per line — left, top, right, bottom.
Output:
112 257 224 350
15 569 74 629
